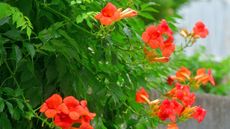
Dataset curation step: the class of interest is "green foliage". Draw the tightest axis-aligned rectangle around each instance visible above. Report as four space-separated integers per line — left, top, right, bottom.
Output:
0 0 188 129
0 3 33 38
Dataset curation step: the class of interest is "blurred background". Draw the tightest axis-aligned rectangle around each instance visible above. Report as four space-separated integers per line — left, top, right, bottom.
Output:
176 0 230 60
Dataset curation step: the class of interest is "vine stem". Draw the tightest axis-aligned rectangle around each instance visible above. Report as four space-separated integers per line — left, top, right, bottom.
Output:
175 36 194 53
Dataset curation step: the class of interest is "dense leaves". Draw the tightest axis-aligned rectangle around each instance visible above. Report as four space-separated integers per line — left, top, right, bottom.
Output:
0 0 189 129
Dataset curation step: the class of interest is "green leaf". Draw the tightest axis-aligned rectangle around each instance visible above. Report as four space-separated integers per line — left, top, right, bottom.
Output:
6 101 14 118
24 42 35 59
24 111 34 120
12 108 21 120
0 36 6 66
12 45 22 63
16 100 24 111
0 3 12 19
141 7 158 13
2 87 14 96
0 3 33 39
76 15 84 23
15 88 23 97
0 98 5 112
139 12 154 20
26 26 32 39
141 2 157 9
0 113 12 129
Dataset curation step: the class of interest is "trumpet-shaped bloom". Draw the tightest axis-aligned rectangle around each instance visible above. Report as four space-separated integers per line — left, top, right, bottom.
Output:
95 2 137 25
79 122 94 129
194 68 215 86
175 67 191 82
142 20 175 62
143 47 170 63
192 106 206 123
135 87 149 103
40 94 95 129
160 41 175 57
158 99 183 122
95 2 120 25
193 21 209 38
168 84 195 106
40 94 63 118
54 113 74 129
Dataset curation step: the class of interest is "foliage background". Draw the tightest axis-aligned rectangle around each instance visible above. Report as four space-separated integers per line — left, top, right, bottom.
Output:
6 0 230 129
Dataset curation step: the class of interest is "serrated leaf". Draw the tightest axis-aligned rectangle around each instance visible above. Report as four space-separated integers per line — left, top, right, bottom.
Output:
12 45 22 63
15 88 23 97
6 101 14 118
16 16 26 28
16 100 24 111
24 42 35 59
3 87 14 96
0 98 5 112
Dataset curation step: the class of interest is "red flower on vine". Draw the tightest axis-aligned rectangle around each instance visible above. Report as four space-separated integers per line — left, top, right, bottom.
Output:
160 41 175 57
168 84 196 106
95 2 137 25
40 94 63 118
194 68 215 86
192 106 207 123
54 113 74 129
168 67 191 83
157 99 183 122
143 47 170 63
40 94 96 129
142 19 175 63
175 67 191 81
136 87 149 103
142 25 162 49
95 2 120 25
78 122 94 129
193 21 209 38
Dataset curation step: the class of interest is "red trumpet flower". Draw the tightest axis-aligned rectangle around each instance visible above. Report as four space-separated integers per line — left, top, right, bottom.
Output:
95 2 137 25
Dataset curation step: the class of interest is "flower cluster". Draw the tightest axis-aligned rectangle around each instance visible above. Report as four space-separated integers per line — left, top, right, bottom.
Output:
167 67 215 89
40 94 96 129
136 67 214 129
142 20 175 63
136 84 207 129
95 2 137 25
